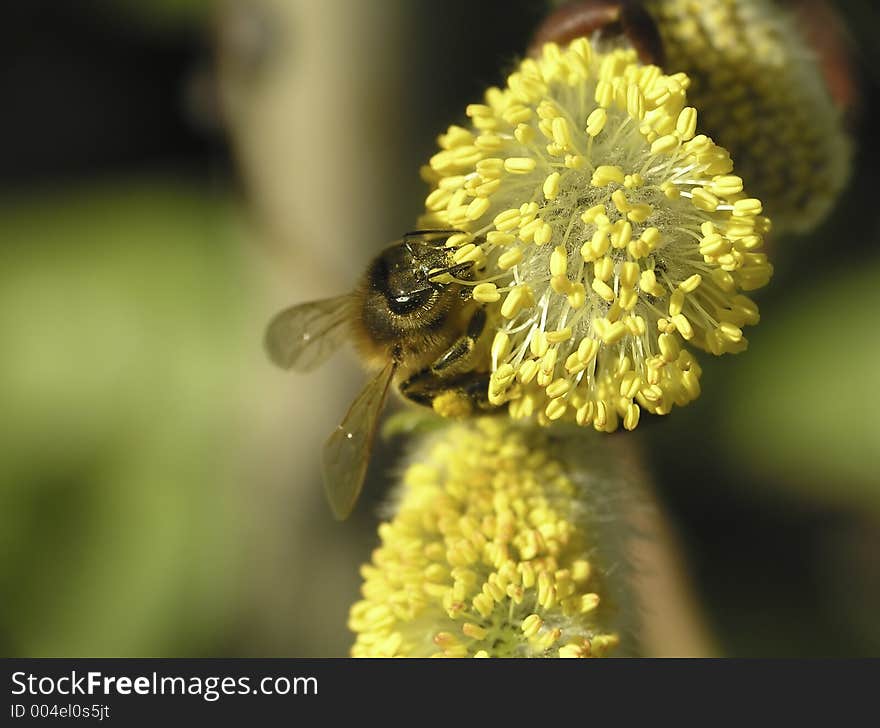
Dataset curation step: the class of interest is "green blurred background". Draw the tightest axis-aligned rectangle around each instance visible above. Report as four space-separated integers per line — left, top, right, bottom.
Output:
1 0 878 657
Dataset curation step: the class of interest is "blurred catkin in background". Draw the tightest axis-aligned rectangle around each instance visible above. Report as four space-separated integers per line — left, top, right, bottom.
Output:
350 417 715 657
350 419 637 658
648 0 852 235
1 0 879 657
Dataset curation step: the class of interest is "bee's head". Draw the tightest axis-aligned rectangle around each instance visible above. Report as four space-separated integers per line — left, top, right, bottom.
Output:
356 233 473 346
375 241 442 315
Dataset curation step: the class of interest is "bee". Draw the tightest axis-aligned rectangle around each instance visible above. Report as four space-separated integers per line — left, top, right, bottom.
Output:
265 230 496 520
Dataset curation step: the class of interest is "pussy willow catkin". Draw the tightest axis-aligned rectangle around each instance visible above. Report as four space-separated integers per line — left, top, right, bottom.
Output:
349 418 642 657
420 39 772 432
647 0 851 234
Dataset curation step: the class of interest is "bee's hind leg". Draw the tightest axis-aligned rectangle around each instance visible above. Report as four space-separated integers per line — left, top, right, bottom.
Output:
398 308 495 415
398 370 493 416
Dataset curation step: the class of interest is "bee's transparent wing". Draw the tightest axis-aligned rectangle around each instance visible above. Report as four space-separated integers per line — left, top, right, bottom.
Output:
264 294 352 372
322 361 396 520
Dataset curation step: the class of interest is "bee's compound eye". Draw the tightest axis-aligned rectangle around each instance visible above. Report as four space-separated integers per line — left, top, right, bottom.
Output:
388 287 434 315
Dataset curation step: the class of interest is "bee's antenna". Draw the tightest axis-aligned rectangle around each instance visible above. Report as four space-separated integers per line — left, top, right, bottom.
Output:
427 261 475 284
402 229 462 248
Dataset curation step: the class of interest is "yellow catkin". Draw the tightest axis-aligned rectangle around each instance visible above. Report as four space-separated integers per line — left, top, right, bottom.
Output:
418 39 772 432
349 418 628 657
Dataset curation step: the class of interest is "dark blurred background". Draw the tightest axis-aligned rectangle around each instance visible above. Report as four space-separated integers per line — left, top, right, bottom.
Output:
1 0 878 657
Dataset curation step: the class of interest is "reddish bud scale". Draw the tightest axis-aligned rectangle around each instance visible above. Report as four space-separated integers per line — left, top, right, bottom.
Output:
529 1 664 67
783 0 859 119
